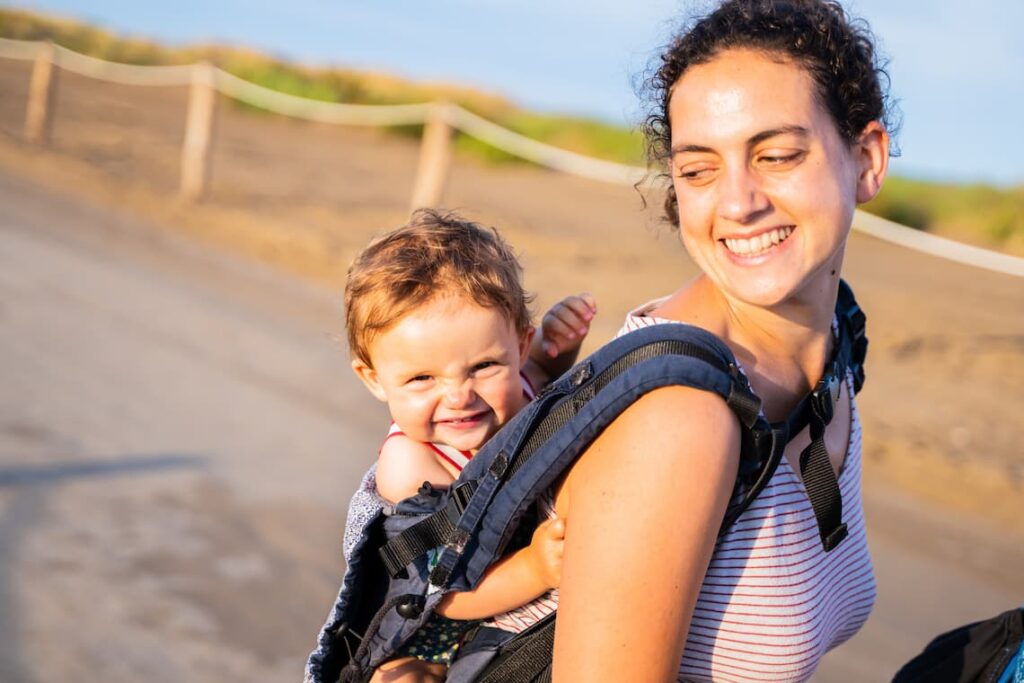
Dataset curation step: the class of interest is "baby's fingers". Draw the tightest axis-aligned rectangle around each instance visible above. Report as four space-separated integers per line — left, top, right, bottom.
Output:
561 293 597 321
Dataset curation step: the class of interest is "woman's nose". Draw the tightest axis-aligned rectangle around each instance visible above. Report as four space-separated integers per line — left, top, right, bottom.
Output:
717 165 770 224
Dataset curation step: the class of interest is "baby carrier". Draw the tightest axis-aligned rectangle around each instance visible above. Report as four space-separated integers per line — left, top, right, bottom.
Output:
305 281 868 683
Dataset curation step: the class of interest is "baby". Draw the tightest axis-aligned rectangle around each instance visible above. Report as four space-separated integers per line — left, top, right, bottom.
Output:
344 209 595 682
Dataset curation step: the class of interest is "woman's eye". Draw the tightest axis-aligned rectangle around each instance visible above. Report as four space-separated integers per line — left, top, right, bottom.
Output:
676 166 710 180
758 151 804 166
674 164 716 185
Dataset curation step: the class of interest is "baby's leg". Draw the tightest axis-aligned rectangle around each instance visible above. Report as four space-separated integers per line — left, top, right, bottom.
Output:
369 657 446 683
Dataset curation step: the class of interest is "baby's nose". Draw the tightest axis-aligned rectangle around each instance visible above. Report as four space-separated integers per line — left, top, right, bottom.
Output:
442 380 476 407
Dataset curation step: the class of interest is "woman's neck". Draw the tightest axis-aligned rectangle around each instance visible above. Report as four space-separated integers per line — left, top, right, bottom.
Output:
656 275 839 421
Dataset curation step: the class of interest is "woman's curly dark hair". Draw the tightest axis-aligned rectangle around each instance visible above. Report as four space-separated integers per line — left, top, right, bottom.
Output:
642 0 900 227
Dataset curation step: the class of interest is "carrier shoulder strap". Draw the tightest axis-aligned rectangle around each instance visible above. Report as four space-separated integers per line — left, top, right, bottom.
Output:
459 283 870 683
382 280 867 582
772 278 868 552
379 324 773 584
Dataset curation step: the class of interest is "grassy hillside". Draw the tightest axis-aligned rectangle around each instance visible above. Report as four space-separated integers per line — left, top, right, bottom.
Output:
1 7 1021 254
863 177 1024 253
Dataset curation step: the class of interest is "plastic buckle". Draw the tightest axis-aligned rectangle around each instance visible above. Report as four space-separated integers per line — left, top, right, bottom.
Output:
822 523 849 552
442 482 475 526
810 364 841 426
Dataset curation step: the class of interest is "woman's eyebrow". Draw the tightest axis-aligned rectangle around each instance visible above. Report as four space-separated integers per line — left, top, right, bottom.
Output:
670 142 714 156
747 125 809 148
670 125 809 157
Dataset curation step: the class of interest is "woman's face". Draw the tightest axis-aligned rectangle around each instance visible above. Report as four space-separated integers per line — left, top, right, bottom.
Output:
668 48 885 308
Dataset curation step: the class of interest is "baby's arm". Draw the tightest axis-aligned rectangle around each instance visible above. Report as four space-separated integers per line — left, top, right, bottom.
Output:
435 517 565 620
523 293 597 390
375 435 456 505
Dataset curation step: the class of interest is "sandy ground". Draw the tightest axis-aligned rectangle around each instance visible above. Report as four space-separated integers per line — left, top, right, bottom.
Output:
0 58 1022 681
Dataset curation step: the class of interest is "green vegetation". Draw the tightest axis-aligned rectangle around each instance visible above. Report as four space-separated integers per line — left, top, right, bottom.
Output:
863 177 1024 254
2 7 1021 252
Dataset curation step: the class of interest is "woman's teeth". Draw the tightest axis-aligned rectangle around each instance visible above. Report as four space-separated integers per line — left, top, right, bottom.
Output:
724 226 794 256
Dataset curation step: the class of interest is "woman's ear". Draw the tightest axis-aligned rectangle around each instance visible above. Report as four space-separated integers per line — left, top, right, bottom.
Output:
351 359 388 402
855 121 890 203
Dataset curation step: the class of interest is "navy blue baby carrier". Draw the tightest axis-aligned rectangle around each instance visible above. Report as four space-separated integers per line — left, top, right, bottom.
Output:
305 281 867 683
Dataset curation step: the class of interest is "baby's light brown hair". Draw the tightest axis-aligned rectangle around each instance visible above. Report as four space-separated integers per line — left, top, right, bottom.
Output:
345 209 534 367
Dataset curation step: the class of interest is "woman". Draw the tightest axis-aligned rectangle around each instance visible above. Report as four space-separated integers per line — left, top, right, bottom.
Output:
549 1 894 680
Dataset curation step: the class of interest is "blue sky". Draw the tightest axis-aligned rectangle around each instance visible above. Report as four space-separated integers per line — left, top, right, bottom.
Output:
7 0 1024 186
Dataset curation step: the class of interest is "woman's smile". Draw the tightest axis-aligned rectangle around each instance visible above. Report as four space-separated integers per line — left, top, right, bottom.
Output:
720 225 795 258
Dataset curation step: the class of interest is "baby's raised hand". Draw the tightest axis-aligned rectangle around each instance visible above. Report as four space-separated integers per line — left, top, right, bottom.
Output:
538 293 597 359
526 517 566 589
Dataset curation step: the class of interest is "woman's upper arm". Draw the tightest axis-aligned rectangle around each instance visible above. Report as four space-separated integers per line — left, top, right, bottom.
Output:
552 385 741 682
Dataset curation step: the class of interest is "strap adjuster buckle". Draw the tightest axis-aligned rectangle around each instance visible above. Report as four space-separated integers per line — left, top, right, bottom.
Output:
443 481 476 526
810 364 841 426
822 523 849 552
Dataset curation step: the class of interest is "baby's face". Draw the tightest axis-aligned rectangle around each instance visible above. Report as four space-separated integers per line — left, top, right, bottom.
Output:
353 296 532 453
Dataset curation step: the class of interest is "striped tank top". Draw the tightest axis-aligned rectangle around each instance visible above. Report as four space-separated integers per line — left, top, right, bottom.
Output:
487 306 875 680
622 303 875 682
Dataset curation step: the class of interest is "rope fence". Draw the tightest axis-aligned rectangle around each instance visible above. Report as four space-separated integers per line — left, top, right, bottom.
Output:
0 37 1021 277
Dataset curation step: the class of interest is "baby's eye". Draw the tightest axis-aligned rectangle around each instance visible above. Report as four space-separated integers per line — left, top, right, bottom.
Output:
471 361 500 374
406 374 433 384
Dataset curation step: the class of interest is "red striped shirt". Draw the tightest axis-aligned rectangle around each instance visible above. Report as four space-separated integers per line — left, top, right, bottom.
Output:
621 306 875 682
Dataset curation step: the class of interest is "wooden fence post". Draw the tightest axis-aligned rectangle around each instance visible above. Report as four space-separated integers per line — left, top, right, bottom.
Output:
24 41 58 146
180 62 218 201
409 101 453 213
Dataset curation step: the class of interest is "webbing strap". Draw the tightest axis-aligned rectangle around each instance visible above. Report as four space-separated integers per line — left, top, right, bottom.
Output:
799 391 848 551
378 511 455 578
476 617 555 683
771 280 867 552
378 482 476 578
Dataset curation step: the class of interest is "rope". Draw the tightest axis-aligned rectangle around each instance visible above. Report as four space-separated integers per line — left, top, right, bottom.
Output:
52 44 194 86
852 210 1024 277
1 38 1022 276
445 103 648 186
213 69 430 126
0 36 43 60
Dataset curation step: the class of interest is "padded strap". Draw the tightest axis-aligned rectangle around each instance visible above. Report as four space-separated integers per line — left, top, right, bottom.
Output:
379 337 756 580
476 616 555 683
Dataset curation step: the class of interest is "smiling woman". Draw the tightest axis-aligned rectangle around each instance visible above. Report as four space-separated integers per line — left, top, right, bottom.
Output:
545 1 895 681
